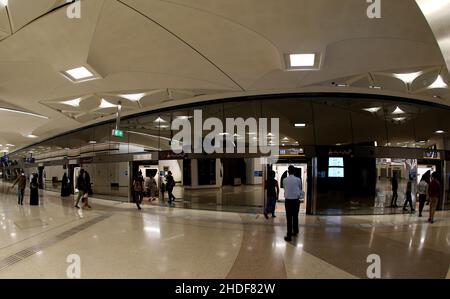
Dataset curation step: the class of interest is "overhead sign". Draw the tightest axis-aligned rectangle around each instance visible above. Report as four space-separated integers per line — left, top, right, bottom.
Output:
112 129 124 138
133 154 153 161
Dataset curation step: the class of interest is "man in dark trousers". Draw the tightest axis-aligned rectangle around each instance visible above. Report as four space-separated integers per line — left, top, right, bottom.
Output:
282 165 303 242
165 171 176 205
74 169 87 209
11 171 26 205
390 173 399 207
428 172 441 224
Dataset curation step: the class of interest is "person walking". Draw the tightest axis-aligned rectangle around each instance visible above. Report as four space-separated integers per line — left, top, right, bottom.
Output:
403 177 415 212
283 165 303 242
133 171 145 210
145 173 158 202
61 173 71 197
417 175 429 217
29 174 39 206
74 169 87 209
428 172 441 224
390 173 399 207
165 171 176 205
82 171 92 209
11 171 26 205
264 170 279 219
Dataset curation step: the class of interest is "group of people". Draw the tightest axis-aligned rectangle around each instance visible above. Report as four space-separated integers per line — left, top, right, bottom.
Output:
391 171 441 223
8 165 443 233
417 172 441 223
132 170 176 210
10 171 39 206
264 165 304 242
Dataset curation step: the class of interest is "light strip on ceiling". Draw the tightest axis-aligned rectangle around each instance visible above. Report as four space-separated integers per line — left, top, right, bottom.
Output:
0 107 48 119
98 99 117 109
392 106 405 114
61 98 82 107
393 71 422 84
127 131 172 142
416 0 450 15
120 93 146 102
428 75 448 89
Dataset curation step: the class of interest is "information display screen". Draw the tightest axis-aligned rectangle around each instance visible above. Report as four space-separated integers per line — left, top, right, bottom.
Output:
328 167 344 178
328 157 344 178
329 157 344 167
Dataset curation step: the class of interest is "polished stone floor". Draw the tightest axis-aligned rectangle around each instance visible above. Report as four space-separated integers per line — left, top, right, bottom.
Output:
0 182 449 279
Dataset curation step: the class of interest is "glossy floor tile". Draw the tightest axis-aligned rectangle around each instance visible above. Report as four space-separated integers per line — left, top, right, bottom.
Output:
0 182 449 279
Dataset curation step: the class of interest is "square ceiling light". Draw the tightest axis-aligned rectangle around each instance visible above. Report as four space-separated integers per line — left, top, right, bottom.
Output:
285 53 320 70
61 66 100 83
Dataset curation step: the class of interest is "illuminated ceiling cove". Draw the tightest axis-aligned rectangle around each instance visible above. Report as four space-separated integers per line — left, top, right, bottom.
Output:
0 0 448 150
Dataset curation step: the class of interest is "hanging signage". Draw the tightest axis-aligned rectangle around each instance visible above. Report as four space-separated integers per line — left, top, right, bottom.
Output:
112 129 124 138
80 157 93 164
133 154 153 161
159 151 186 160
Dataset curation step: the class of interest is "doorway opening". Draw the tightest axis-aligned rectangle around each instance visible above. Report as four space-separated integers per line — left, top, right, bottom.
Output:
266 158 311 215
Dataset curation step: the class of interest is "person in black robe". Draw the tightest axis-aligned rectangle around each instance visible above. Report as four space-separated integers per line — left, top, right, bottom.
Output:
30 174 39 206
61 173 71 197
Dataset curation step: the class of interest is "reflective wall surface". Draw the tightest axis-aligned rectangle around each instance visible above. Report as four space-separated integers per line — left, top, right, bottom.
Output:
4 94 450 215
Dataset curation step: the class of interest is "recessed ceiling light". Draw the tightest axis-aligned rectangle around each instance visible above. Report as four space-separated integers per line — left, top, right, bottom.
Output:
363 107 382 113
61 98 82 107
435 130 445 134
369 85 382 89
154 117 166 123
428 75 448 89
392 106 405 114
120 93 146 102
393 117 406 121
295 123 306 128
282 137 289 141
0 107 48 119
89 141 97 144
336 83 349 87
63 66 94 81
393 71 422 84
289 54 315 67
6 144 14 147
27 135 38 138
99 99 117 109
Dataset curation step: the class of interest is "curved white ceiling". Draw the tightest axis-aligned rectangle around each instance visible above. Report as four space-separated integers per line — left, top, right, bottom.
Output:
0 0 448 150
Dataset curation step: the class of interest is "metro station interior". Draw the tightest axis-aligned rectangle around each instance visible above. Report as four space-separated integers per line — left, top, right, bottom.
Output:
0 0 449 279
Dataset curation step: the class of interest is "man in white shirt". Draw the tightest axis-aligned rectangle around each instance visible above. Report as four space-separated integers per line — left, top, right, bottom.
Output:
283 165 303 242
